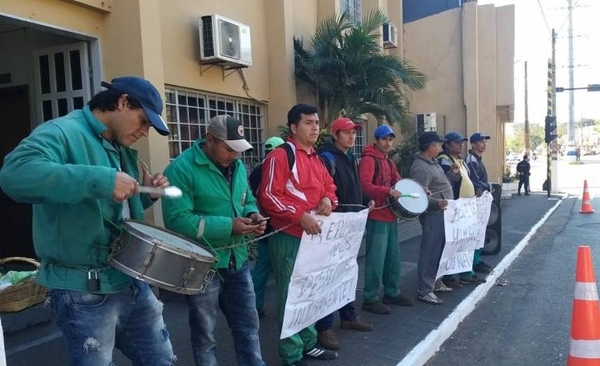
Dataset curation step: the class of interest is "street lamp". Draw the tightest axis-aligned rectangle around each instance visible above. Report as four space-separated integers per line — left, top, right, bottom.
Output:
555 84 600 93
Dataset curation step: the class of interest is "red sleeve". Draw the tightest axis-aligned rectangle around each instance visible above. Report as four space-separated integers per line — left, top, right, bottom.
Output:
259 148 308 223
392 160 402 183
359 156 390 201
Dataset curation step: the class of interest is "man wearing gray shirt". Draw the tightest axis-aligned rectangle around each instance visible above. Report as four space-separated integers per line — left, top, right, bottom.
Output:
409 132 458 305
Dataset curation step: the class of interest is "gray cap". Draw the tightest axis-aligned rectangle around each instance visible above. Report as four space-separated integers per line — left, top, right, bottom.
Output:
207 115 253 152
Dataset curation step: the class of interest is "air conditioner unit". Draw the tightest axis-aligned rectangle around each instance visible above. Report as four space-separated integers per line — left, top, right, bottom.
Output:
382 23 398 49
416 113 437 134
199 14 252 68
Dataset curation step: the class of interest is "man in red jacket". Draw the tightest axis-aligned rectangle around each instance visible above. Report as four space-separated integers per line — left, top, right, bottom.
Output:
259 104 339 366
358 125 414 315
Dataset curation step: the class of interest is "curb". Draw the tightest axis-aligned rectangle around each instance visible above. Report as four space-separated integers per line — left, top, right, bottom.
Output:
395 194 567 366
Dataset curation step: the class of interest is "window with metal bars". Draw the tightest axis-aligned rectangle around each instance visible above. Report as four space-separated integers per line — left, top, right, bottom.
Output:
340 0 362 24
164 87 265 168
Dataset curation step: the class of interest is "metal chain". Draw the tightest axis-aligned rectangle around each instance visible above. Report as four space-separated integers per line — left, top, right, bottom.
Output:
215 203 370 251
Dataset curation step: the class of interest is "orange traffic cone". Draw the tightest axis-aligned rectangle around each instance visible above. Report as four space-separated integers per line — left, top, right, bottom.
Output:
567 246 600 365
580 180 595 214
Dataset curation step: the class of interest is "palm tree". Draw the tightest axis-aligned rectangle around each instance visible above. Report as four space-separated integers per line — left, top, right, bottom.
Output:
294 9 426 132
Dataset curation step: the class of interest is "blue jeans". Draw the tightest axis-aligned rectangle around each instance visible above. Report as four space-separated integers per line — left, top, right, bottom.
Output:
49 280 176 366
187 262 266 366
315 302 357 332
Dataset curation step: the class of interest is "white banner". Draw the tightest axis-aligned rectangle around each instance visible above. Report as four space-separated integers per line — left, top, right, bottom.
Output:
281 209 369 339
436 192 493 279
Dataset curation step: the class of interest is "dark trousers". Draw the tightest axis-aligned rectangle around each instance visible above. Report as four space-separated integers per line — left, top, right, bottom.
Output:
518 175 530 194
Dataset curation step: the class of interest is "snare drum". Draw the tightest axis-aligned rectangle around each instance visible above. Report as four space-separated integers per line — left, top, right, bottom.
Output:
387 179 428 220
109 220 217 295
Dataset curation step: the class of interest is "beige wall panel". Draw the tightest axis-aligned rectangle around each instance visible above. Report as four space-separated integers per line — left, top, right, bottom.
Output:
403 9 467 136
477 5 500 183
495 5 515 109
317 0 338 25
157 0 270 103
292 0 318 41
462 1 479 135
388 0 403 56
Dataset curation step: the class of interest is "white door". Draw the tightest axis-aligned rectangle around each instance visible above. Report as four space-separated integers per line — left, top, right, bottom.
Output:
33 42 91 123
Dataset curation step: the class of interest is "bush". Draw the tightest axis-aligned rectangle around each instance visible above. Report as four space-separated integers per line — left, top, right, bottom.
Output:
502 165 517 183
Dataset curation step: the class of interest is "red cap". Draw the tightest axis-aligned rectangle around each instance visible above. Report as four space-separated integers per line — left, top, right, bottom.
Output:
331 118 363 134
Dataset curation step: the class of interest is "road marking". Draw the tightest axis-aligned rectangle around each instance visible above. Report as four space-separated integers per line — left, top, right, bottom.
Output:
396 195 567 366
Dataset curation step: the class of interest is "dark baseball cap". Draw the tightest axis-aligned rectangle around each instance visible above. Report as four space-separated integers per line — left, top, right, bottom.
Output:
445 132 468 143
101 76 169 136
418 131 446 146
207 115 253 152
470 132 491 144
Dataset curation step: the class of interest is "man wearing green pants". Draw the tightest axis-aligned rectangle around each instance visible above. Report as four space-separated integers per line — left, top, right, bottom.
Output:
358 125 414 315
259 104 339 366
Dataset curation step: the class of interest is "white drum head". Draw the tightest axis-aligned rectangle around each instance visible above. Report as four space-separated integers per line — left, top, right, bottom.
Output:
126 221 214 257
394 179 428 214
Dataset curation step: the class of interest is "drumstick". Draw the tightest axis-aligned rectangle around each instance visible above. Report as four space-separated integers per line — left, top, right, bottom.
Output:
400 193 421 198
138 186 183 198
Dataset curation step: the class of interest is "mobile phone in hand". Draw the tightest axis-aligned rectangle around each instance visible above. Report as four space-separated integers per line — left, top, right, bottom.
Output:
252 217 270 224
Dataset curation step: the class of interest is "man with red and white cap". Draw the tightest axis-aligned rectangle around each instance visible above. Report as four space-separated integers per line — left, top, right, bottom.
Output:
314 118 375 351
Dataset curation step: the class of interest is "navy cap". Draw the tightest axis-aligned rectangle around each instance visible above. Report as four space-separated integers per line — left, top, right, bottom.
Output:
374 125 396 139
418 131 445 146
469 132 491 144
101 76 169 136
444 132 468 143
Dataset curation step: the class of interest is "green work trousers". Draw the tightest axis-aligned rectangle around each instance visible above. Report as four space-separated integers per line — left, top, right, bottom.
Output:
459 248 482 280
363 219 402 303
268 232 317 366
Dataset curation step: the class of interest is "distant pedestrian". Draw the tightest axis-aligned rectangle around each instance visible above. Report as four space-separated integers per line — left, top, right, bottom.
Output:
516 155 531 196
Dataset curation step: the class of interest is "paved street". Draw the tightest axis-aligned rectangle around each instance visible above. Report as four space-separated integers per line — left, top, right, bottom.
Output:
426 196 599 366
108 192 561 366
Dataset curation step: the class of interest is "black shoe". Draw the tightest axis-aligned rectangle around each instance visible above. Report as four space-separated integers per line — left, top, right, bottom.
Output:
290 361 308 366
517 193 521 196
474 261 492 274
303 346 338 360
382 294 415 306
525 193 531 196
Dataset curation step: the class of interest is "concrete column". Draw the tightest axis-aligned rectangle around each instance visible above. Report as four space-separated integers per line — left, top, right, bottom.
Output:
461 1 479 135
265 0 298 136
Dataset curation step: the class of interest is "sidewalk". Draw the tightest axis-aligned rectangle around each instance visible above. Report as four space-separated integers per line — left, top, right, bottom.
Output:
109 192 560 366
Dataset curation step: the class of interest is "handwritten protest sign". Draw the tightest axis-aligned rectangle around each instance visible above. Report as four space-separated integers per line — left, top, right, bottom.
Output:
436 192 493 279
281 209 369 339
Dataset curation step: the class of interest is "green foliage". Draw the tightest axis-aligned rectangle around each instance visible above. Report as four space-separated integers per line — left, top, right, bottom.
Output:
506 124 545 153
502 165 517 183
389 134 420 178
294 9 426 132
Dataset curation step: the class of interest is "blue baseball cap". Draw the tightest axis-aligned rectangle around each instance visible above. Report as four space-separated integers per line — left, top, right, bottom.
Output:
101 76 170 136
445 132 468 143
469 132 491 144
374 125 396 139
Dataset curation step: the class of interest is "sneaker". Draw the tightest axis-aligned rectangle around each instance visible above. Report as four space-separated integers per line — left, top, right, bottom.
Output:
443 278 464 289
474 261 492 274
517 192 521 196
434 280 453 293
290 361 308 366
362 301 391 315
340 316 374 331
460 275 486 284
382 294 415 306
317 330 340 350
303 346 338 360
418 292 443 305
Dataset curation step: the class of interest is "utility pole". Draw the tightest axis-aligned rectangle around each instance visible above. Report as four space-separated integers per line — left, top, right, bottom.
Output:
551 28 558 194
567 0 575 144
524 61 530 156
545 29 559 197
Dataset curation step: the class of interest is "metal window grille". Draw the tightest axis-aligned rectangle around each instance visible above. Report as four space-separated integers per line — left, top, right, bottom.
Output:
340 0 362 24
165 87 265 168
352 125 367 158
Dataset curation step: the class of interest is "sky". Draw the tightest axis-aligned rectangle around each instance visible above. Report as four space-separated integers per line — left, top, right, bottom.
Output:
479 0 600 127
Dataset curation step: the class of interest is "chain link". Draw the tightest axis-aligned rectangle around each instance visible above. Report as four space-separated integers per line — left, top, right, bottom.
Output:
215 204 370 251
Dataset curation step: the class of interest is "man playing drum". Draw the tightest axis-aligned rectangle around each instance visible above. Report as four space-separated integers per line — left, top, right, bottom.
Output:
259 104 339 366
358 125 414 315
410 132 456 305
162 115 267 366
0 76 176 365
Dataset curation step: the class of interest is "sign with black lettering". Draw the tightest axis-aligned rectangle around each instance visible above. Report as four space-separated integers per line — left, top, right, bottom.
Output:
280 209 369 339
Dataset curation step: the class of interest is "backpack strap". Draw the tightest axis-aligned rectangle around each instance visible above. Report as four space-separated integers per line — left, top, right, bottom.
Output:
279 142 295 171
319 151 336 177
